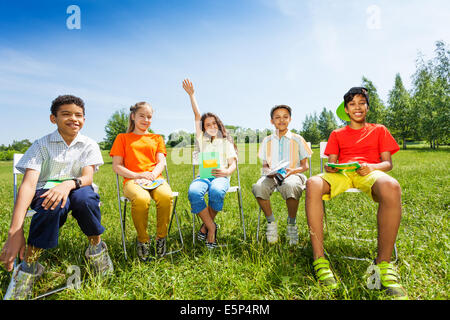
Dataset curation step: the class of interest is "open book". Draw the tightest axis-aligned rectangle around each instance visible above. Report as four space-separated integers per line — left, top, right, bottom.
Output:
138 179 164 190
327 162 361 172
264 161 290 176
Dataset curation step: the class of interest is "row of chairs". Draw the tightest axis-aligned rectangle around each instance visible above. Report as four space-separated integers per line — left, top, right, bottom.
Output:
12 142 397 262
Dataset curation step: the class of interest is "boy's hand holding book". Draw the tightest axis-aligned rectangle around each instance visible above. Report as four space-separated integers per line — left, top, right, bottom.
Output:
324 163 339 173
356 163 374 176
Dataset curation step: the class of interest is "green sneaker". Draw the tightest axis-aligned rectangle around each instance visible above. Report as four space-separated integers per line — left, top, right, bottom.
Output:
312 257 338 289
374 261 408 300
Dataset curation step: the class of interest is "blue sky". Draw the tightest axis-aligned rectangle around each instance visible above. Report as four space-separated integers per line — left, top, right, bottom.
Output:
1 0 449 145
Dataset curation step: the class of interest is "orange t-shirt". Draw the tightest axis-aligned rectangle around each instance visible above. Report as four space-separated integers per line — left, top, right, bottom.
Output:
110 132 167 182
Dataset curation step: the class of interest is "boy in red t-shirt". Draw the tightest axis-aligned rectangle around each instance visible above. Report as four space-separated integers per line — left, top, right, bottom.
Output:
305 87 407 299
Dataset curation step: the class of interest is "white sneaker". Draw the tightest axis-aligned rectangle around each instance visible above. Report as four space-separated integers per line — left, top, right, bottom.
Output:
266 221 278 244
3 262 44 300
286 224 299 245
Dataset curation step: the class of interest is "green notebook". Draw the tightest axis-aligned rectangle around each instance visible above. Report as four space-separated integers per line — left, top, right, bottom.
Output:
43 180 64 189
199 152 220 179
327 162 361 172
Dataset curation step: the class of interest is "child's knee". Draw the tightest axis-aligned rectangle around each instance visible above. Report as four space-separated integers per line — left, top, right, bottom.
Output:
306 176 324 193
375 176 402 199
209 186 226 202
154 191 173 208
252 181 271 200
133 193 151 208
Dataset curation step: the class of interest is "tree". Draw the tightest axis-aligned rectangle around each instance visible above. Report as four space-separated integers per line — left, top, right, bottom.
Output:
167 130 194 148
386 74 414 149
318 107 338 140
103 109 129 150
411 41 450 148
362 77 387 124
301 113 322 144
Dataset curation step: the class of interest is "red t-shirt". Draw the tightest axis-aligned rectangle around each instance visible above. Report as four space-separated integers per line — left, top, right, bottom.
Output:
325 123 399 164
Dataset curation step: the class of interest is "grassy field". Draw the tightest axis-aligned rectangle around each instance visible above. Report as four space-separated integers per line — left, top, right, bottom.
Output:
0 144 448 300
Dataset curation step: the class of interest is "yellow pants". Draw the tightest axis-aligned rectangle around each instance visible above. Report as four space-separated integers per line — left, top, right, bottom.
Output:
123 179 173 243
320 170 389 201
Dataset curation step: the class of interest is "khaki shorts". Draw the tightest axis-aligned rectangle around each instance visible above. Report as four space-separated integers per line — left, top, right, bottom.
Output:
252 173 307 201
320 170 389 201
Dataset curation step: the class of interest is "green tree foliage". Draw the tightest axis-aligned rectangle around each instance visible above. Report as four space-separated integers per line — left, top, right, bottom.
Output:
362 76 387 124
386 74 415 149
411 41 450 148
0 139 33 160
301 113 322 144
318 107 338 140
167 130 194 147
103 109 129 150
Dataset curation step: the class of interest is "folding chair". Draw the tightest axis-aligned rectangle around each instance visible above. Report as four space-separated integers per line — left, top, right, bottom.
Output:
115 166 184 260
190 150 246 246
256 142 313 242
319 141 398 262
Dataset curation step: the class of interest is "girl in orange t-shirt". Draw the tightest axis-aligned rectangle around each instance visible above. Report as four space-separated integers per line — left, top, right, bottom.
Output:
110 102 173 261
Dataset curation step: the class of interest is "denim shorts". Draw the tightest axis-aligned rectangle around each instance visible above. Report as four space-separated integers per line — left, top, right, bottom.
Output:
188 177 230 214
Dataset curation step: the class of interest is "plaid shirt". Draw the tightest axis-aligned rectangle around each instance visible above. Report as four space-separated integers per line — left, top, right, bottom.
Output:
16 130 104 189
258 131 312 169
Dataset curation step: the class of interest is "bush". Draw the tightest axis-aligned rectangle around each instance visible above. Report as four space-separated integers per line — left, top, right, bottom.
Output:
0 150 15 161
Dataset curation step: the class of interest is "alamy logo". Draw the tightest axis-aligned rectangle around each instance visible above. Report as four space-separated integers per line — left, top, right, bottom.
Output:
66 5 81 30
366 265 381 290
366 5 382 30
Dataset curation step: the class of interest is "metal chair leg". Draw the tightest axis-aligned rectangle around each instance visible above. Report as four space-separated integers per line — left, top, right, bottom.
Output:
237 187 246 242
164 196 184 256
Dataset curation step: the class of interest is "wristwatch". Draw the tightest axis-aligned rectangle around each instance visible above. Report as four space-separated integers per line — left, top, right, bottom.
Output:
72 178 82 189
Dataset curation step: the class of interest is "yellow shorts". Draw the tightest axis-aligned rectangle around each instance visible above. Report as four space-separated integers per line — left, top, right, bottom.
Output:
320 170 389 201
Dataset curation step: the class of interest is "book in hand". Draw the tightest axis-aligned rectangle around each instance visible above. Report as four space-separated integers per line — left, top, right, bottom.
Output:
199 151 220 179
264 161 290 185
327 162 361 172
138 179 164 190
264 161 290 176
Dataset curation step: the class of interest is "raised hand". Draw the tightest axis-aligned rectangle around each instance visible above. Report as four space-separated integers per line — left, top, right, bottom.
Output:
182 79 195 96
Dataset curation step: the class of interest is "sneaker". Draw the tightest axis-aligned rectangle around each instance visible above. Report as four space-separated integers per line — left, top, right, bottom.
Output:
136 241 151 262
156 238 167 257
3 261 44 300
85 241 114 276
371 261 408 300
197 224 208 242
205 223 218 249
266 221 278 244
312 257 338 289
286 224 299 245
205 241 218 249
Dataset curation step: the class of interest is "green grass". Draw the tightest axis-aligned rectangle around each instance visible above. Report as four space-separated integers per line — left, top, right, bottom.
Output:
0 144 449 300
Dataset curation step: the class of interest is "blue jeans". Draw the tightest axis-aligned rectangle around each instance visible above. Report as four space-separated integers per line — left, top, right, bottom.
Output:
188 177 230 214
27 186 105 249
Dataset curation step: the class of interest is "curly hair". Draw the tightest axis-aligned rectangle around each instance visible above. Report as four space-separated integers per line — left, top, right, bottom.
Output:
51 95 85 116
200 112 237 152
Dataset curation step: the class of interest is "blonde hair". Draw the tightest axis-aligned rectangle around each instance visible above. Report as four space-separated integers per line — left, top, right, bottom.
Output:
127 102 153 133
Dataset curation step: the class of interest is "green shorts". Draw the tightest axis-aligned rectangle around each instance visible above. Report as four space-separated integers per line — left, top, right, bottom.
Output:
320 170 390 201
